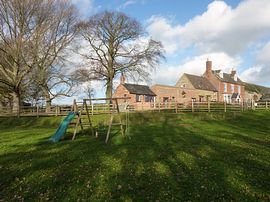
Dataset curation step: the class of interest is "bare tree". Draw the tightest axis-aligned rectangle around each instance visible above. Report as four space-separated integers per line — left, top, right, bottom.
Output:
0 0 78 114
29 0 78 111
76 11 165 98
0 0 37 115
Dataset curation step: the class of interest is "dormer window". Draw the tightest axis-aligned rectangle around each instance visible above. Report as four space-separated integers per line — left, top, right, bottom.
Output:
234 74 237 81
219 71 223 78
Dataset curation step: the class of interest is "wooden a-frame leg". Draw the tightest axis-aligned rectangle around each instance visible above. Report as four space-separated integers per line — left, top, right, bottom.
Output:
72 116 81 140
105 115 113 143
119 116 125 137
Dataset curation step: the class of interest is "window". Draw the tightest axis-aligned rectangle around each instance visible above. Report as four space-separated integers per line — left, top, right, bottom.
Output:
231 84 234 92
181 83 186 88
163 97 169 103
145 95 154 102
238 86 241 93
199 96 204 102
136 94 141 102
224 83 227 92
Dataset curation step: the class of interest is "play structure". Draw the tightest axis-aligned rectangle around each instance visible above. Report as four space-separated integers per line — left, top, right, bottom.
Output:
48 97 130 143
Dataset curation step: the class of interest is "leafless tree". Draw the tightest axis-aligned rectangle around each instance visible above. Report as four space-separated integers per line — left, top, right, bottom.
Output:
29 0 78 111
0 0 78 114
76 11 165 98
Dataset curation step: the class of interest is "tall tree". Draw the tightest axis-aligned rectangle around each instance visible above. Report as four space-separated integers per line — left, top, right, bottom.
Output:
76 11 165 98
29 0 78 110
0 0 78 114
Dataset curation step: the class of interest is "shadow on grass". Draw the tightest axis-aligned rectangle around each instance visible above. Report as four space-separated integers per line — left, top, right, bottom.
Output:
0 112 269 201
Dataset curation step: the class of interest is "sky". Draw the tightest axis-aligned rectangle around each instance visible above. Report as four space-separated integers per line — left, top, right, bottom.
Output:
60 0 270 103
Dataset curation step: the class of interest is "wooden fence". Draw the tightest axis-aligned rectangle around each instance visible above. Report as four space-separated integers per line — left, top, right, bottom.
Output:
0 101 268 117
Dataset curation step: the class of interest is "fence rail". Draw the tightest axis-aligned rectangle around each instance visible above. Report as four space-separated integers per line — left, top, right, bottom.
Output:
0 101 268 117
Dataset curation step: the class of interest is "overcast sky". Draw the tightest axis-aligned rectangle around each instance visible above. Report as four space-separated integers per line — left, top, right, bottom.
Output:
61 0 270 103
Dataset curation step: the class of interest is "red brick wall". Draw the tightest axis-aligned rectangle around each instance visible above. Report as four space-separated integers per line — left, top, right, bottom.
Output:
113 84 155 105
151 85 217 103
113 84 136 104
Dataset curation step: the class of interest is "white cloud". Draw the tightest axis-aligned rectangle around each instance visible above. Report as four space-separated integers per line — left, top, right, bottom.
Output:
146 16 183 54
240 41 270 84
152 52 242 85
257 41 270 63
71 0 94 18
146 0 270 56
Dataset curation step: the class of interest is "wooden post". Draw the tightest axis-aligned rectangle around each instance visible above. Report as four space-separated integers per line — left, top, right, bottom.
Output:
158 103 161 113
36 105 39 118
91 103 94 115
55 106 58 116
266 101 268 110
191 100 194 112
208 100 210 113
175 102 178 113
241 101 244 111
224 101 227 113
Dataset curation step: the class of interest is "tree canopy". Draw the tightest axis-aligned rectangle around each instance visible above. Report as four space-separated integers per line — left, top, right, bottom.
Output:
75 11 165 98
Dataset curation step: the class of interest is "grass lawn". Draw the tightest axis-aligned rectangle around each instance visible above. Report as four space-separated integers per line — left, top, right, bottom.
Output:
0 111 270 201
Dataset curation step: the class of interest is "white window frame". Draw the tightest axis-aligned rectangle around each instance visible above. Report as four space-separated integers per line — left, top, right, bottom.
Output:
136 94 141 102
224 83 227 93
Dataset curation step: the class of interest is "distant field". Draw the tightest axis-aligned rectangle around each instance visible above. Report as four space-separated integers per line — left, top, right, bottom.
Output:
0 111 269 201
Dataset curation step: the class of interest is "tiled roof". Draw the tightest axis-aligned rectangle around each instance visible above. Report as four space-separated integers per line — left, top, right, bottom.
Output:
184 73 217 91
260 94 270 101
212 70 243 84
123 83 156 96
152 84 179 88
243 82 270 94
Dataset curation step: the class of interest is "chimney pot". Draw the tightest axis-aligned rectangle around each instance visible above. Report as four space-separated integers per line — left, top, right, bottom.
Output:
120 73 125 84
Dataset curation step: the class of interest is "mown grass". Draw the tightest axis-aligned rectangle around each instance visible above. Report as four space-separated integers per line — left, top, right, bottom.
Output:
0 111 270 201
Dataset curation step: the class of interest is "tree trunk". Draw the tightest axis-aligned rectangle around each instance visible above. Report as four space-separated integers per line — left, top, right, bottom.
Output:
44 91 52 113
106 79 113 99
12 92 21 117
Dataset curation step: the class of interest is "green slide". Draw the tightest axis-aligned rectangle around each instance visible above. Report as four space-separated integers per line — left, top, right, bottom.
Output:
48 112 76 143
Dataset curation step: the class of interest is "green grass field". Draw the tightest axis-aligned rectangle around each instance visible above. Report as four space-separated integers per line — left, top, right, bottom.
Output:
0 111 270 201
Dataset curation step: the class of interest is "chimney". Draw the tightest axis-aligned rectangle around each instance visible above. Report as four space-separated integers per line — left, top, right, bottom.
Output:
120 73 125 84
231 69 237 81
205 59 212 78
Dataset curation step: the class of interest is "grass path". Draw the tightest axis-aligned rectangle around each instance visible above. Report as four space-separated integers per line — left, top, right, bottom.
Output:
0 111 269 201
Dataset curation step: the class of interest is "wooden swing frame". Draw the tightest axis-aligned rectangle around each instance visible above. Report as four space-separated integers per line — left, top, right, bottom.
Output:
72 97 130 143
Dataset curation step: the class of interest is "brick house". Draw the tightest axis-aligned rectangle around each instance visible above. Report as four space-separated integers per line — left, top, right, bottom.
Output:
242 82 270 102
151 74 217 103
113 74 156 106
203 60 245 103
176 73 218 102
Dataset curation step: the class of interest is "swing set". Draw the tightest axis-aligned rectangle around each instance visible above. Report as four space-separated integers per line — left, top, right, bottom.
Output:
70 97 130 143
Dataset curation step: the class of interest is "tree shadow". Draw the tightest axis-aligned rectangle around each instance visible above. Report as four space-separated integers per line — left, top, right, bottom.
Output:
0 112 269 201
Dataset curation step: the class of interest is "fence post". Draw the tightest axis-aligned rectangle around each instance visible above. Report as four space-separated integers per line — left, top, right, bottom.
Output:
175 102 178 113
224 101 227 112
91 103 94 115
158 103 161 113
241 101 244 111
208 100 210 113
191 100 194 112
266 101 268 110
36 105 39 118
